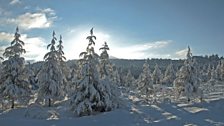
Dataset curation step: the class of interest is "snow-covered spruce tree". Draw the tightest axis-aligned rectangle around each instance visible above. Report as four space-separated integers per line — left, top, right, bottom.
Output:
119 68 126 86
152 64 163 84
220 60 224 81
215 61 221 81
173 46 201 102
37 31 64 107
57 35 66 62
217 60 224 81
110 64 121 86
192 58 200 75
137 60 153 95
0 27 31 108
99 42 111 78
98 41 120 111
209 66 218 83
56 35 69 95
199 64 209 82
98 42 120 85
162 62 175 86
207 64 212 80
124 69 135 88
69 28 117 116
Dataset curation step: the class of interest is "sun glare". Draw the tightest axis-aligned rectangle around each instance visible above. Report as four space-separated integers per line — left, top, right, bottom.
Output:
64 29 112 60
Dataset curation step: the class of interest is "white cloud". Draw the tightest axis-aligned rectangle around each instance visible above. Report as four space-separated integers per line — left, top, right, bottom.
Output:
126 41 170 52
0 32 47 61
5 8 56 30
0 32 13 42
21 35 47 61
10 0 21 5
38 8 56 16
0 32 13 57
18 12 51 29
175 48 188 59
109 41 171 59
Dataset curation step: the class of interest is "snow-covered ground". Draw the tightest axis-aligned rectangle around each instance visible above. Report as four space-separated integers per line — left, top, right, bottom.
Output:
1 84 224 126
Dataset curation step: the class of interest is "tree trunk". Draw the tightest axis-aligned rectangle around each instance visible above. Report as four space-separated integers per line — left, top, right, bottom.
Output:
48 98 51 107
11 98 14 109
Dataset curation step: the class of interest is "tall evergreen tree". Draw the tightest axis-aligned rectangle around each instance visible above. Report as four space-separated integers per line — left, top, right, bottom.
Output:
56 35 69 95
221 60 224 81
210 66 218 82
57 35 66 62
207 64 212 80
37 31 64 107
0 27 30 108
174 46 201 101
217 60 224 81
69 28 118 116
110 64 121 86
99 42 110 78
199 64 209 82
162 62 175 86
137 60 153 95
124 69 135 88
152 64 163 84
98 41 120 111
98 42 119 84
215 61 221 81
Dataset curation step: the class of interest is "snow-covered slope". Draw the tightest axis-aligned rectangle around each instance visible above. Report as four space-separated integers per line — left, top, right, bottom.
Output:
1 85 224 126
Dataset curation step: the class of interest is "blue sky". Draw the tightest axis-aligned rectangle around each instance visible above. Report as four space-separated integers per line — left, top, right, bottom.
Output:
0 0 224 61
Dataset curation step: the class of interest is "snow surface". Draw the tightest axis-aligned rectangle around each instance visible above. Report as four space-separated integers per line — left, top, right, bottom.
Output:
1 85 224 126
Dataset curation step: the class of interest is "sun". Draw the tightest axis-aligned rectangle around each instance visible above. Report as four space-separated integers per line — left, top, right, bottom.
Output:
63 28 111 60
